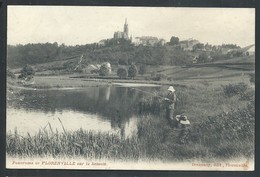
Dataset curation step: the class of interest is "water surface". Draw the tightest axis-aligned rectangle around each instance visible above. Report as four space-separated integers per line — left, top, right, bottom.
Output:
7 85 162 138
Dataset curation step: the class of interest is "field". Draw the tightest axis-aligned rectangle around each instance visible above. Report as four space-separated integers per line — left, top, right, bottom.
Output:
6 55 255 162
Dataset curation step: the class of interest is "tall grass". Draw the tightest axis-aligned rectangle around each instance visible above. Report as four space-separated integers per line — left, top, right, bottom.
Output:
191 100 255 158
7 128 145 160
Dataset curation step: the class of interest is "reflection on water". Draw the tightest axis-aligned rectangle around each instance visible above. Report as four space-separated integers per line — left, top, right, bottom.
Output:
7 85 160 138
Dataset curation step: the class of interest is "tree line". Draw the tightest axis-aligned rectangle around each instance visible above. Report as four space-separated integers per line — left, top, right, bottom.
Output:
7 38 241 69
7 40 193 68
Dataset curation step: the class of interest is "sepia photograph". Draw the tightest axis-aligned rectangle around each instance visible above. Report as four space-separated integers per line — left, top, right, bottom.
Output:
6 6 255 171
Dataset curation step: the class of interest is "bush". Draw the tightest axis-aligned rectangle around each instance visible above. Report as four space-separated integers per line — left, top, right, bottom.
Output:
151 73 167 81
240 89 254 101
139 65 146 75
222 82 248 97
18 65 35 80
90 69 99 74
197 53 210 63
99 64 110 76
193 101 255 148
128 64 138 79
118 58 128 65
117 68 128 79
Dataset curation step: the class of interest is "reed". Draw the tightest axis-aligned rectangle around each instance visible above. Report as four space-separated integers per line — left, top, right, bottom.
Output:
7 128 145 160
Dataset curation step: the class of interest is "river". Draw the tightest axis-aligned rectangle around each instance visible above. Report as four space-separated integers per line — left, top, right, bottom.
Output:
7 85 162 138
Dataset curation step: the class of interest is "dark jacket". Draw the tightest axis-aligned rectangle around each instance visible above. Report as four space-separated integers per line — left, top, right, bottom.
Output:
166 92 176 109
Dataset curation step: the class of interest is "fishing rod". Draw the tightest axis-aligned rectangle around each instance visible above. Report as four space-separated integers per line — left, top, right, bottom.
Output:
129 87 208 126
128 87 166 100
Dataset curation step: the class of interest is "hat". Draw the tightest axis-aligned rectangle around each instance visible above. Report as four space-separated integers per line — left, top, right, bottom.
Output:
180 116 190 125
180 119 190 125
168 86 175 92
175 115 181 121
176 115 190 125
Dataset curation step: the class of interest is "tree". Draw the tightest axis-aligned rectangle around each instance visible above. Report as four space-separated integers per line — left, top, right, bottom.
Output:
222 44 240 49
117 68 128 79
197 53 210 63
118 58 128 65
128 64 138 79
193 43 204 51
169 36 180 46
18 65 35 80
99 63 110 76
139 65 146 75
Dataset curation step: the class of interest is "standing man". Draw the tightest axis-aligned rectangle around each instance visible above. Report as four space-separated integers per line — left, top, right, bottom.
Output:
164 86 177 127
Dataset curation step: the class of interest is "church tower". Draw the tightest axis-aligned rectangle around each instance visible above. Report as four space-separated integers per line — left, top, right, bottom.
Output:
124 18 129 38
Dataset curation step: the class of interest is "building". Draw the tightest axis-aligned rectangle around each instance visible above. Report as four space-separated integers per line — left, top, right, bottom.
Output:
133 36 166 46
98 39 106 46
180 39 200 51
113 19 129 40
102 62 112 74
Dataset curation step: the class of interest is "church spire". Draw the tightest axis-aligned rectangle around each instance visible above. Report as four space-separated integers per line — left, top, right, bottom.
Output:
124 18 129 38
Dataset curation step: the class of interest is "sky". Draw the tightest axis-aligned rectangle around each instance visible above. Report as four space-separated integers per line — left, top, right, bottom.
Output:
7 6 255 47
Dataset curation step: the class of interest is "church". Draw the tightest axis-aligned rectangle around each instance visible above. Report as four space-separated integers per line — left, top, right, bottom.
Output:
113 19 130 40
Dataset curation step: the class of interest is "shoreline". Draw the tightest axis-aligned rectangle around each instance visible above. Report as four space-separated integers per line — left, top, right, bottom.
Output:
7 75 171 90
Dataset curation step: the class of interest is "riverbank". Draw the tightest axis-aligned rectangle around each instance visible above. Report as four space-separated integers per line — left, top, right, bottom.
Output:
6 78 255 162
8 75 163 89
7 100 254 164
8 73 251 91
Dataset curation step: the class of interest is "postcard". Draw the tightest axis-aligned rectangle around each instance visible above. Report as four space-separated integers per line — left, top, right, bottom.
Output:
6 6 255 171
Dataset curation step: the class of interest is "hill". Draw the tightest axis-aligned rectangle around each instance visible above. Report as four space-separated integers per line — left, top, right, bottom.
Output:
153 55 254 83
7 42 194 69
8 41 255 85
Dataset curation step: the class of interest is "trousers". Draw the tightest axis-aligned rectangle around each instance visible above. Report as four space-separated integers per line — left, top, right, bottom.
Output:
166 109 178 128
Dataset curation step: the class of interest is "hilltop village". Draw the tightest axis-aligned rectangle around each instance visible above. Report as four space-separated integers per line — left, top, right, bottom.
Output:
7 18 255 83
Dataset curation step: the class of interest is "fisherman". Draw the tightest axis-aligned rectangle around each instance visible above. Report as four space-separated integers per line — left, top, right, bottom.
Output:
164 86 177 127
176 115 191 144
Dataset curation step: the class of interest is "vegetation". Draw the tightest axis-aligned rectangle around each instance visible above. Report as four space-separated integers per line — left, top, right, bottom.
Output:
117 68 128 79
18 65 35 80
7 41 242 70
192 43 204 51
7 68 16 79
7 128 143 159
221 44 240 49
169 36 179 46
99 63 110 76
128 64 138 79
222 82 248 97
139 65 146 75
150 73 168 81
249 73 255 83
197 53 211 63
